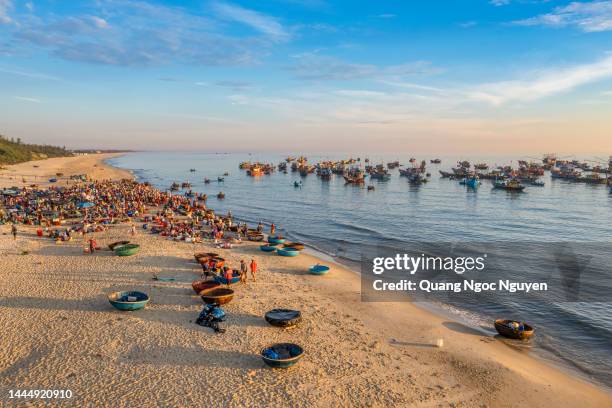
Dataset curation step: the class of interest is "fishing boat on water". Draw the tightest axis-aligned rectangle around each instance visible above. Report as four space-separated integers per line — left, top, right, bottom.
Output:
170 182 180 191
430 158 441 164
344 167 365 184
387 160 400 169
318 167 332 180
460 175 480 188
181 182 191 189
369 164 391 181
474 163 488 170
493 179 525 192
204 178 210 184
239 161 251 169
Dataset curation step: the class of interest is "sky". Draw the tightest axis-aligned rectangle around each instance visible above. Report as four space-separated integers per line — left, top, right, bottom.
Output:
0 0 611 154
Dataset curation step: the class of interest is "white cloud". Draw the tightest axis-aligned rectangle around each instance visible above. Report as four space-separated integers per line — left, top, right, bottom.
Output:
514 1 612 32
212 2 290 41
91 16 109 29
0 0 12 24
377 13 396 18
468 55 612 105
490 0 511 6
15 96 41 103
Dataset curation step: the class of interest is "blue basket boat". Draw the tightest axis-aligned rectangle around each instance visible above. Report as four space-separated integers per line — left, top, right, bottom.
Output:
108 291 149 311
277 248 300 257
309 264 330 275
214 273 241 285
268 236 286 244
261 343 304 368
260 245 277 252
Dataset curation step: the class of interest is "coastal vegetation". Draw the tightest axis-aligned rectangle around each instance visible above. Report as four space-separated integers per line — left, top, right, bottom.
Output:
0 134 73 165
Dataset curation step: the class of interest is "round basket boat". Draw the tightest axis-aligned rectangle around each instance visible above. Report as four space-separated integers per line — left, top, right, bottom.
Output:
261 343 304 368
109 240 130 251
108 291 149 311
494 319 535 340
200 287 234 305
248 234 264 242
265 309 302 328
192 279 221 294
283 242 305 251
260 245 277 252
213 272 241 285
309 265 330 275
268 236 286 244
114 244 140 256
195 252 219 263
277 248 300 257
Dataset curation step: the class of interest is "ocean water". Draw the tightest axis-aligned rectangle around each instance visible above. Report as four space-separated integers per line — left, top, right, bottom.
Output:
108 151 612 387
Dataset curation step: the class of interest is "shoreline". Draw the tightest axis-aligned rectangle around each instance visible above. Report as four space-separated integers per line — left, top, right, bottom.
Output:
0 154 609 406
104 154 612 393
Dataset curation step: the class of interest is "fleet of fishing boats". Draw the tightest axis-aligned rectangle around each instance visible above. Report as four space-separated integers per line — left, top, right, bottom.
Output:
169 154 612 194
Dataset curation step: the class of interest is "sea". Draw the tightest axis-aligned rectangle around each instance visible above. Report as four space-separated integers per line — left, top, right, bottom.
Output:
108 151 612 388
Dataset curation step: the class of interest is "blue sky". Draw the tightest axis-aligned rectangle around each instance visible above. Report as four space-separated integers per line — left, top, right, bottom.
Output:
1 0 611 153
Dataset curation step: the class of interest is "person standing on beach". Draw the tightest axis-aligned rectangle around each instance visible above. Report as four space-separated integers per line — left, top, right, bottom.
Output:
250 258 257 282
240 260 248 283
270 223 276 236
88 238 96 254
130 224 136 237
11 223 17 240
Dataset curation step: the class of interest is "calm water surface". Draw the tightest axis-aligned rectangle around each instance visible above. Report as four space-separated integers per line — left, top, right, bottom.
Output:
109 152 612 387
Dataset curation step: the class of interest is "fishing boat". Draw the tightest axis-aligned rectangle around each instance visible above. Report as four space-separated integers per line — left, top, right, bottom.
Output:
494 319 534 340
268 236 286 244
367 185 375 191
260 245 277 252
239 161 251 169
114 244 140 256
192 280 221 294
217 192 225 199
265 309 302 328
460 175 480 188
318 167 332 180
108 241 130 251
247 165 264 177
430 158 441 164
369 164 391 181
108 291 149 311
217 177 225 182
204 178 210 184
190 168 196 172
293 181 302 188
474 163 488 170
277 248 300 257
309 264 330 275
181 182 191 189
343 167 365 184
530 179 545 187
200 287 234 305
493 179 525 192
283 242 305 251
387 160 400 169
261 343 304 368
214 272 241 285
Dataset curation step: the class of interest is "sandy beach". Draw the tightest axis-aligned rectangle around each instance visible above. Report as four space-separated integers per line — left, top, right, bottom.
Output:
0 153 133 189
0 155 610 407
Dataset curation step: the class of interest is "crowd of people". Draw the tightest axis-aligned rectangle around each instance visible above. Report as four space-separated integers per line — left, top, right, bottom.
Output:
1 179 274 280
